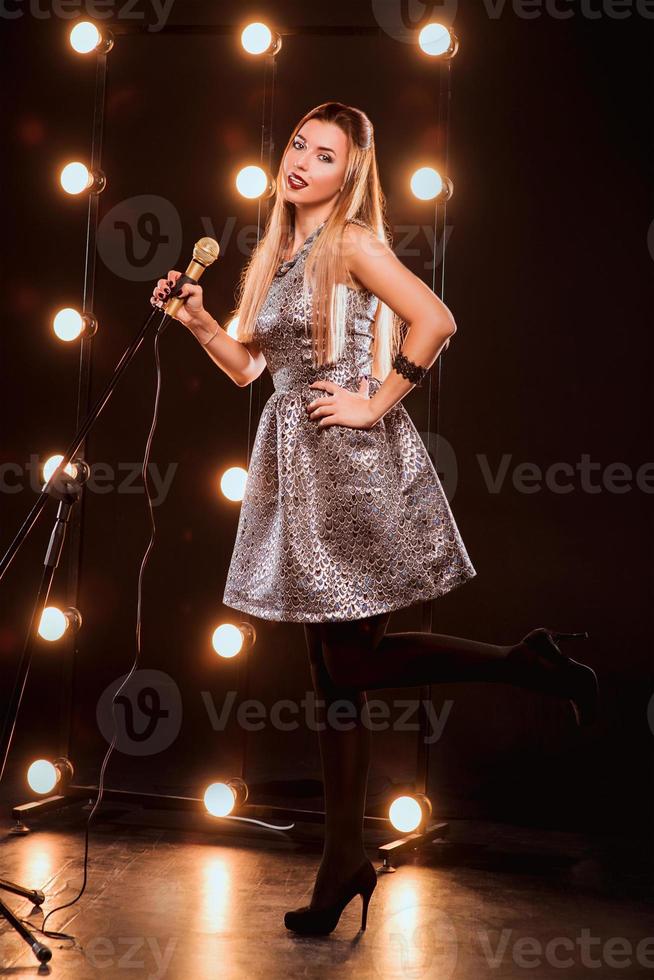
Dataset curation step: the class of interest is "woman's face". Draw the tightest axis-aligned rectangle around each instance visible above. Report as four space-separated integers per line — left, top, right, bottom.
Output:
283 118 349 206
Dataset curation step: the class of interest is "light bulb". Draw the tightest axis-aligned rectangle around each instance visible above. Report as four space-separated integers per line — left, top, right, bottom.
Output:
225 315 240 339
389 795 424 833
418 23 452 56
38 607 68 641
236 166 269 200
42 454 76 485
211 623 245 659
27 760 58 794
241 22 273 55
410 167 444 201
53 308 84 341
204 782 236 817
60 162 92 195
69 21 101 53
220 467 247 502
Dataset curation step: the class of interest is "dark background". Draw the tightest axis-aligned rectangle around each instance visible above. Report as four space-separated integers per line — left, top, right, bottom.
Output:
1 0 651 832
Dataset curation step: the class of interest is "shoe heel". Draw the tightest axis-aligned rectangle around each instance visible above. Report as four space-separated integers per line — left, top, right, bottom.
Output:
360 889 372 930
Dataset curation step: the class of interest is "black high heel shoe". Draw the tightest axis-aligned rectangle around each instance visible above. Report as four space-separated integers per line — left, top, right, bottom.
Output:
284 858 378 936
512 627 599 727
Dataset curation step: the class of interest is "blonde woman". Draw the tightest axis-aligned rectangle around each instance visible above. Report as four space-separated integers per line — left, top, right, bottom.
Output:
152 101 598 936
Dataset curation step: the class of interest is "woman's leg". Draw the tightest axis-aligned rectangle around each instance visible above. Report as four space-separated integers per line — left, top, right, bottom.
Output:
319 614 567 694
303 620 377 909
300 613 577 910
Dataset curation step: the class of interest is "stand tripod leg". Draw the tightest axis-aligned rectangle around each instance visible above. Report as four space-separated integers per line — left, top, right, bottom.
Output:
0 877 44 904
0 895 51 963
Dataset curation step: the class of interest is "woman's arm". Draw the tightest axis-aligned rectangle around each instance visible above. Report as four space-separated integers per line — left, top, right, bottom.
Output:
188 310 267 387
343 223 456 425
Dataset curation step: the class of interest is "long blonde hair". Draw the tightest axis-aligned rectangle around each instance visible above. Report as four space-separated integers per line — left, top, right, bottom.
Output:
232 102 402 380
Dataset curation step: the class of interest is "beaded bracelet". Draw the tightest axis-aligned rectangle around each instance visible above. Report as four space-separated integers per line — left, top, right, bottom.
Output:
392 351 429 387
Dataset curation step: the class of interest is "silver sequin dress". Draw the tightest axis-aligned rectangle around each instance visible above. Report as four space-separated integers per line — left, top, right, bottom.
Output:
222 220 477 622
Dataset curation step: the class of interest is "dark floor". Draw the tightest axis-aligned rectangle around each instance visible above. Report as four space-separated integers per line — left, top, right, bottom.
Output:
0 799 652 978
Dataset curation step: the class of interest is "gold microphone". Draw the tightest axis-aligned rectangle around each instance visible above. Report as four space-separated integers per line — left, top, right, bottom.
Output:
163 237 220 319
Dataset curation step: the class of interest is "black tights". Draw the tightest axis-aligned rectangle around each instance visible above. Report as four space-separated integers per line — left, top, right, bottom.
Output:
307 611 517 691
302 612 558 907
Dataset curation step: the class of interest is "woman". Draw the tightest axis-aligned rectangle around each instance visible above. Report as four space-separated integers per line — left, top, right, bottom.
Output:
152 102 599 937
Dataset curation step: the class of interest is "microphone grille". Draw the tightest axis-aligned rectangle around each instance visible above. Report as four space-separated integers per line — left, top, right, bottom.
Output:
194 237 220 266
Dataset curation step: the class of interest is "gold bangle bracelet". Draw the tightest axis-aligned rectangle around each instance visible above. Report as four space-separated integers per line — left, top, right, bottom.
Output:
200 323 220 347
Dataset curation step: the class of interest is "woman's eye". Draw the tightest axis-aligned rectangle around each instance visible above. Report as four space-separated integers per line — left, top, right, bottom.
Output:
292 138 332 163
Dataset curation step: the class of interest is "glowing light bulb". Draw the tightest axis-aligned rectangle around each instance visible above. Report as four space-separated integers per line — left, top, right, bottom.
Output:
38 607 68 642
204 782 236 817
69 21 101 53
42 454 76 485
220 466 247 502
418 23 452 57
241 22 273 55
389 795 424 833
211 623 245 659
236 165 269 200
225 315 240 340
60 162 92 195
53 307 84 342
410 167 444 201
27 760 58 794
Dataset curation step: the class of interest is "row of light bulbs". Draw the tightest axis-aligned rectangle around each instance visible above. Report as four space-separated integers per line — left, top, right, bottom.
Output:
37 603 252 661
51 302 240 342
59 157 451 202
69 19 458 58
26 756 432 831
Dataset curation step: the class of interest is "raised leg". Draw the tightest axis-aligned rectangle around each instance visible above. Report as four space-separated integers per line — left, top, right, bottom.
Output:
316 615 596 724
319 613 522 691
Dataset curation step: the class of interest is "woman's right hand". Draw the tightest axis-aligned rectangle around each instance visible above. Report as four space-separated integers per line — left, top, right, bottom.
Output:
150 270 206 329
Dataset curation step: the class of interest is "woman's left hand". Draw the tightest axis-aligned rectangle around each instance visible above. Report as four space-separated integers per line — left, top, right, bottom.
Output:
306 377 375 430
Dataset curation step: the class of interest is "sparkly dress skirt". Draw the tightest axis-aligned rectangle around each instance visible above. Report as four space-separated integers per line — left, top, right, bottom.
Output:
222 222 477 622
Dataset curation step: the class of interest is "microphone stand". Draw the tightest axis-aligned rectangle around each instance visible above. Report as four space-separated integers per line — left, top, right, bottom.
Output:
0 474 84 964
0 301 172 963
0 239 218 963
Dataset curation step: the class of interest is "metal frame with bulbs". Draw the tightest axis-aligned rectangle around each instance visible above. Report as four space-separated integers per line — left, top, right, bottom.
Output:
4 17 462 894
